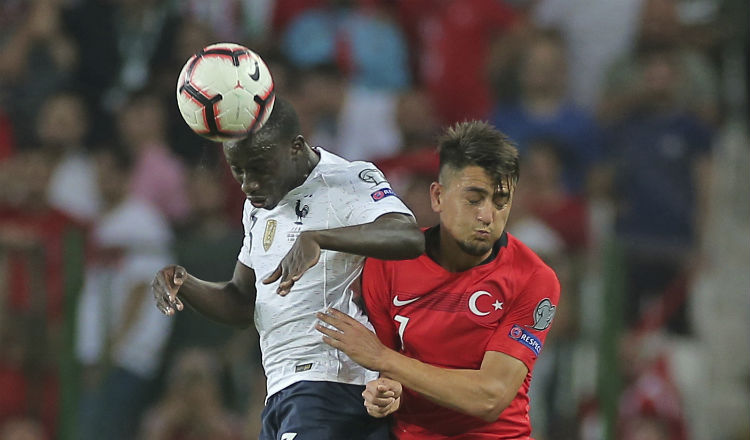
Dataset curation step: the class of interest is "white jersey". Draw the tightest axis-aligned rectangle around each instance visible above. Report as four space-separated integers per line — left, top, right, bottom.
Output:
238 148 414 398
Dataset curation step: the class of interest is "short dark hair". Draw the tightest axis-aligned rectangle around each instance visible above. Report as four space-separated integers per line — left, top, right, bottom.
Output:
437 121 520 186
254 96 300 145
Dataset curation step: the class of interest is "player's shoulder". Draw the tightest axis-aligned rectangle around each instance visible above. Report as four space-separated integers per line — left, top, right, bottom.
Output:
505 233 559 285
315 148 388 187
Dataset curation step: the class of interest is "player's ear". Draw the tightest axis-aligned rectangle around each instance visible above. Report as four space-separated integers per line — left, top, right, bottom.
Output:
429 181 442 213
291 135 306 154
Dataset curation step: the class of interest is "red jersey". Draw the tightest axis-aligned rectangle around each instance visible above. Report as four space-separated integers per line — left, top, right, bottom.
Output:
362 229 560 439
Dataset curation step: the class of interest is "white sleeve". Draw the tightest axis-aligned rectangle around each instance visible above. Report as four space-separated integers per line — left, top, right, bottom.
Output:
237 200 255 268
328 163 414 226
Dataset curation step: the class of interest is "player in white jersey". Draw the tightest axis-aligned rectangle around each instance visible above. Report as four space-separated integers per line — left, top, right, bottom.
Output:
151 98 424 440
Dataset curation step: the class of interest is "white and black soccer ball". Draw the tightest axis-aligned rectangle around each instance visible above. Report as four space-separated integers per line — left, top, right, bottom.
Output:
176 43 275 142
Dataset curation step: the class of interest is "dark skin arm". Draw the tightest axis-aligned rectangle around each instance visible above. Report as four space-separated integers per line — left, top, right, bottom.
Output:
152 213 423 322
152 261 257 328
263 212 424 296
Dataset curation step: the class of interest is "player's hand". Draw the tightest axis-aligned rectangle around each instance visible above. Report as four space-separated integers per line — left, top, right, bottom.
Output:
315 308 388 371
363 378 402 418
151 265 186 316
262 231 320 296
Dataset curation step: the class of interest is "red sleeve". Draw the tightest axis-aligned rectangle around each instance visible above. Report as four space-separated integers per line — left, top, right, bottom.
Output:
362 258 400 350
485 265 560 371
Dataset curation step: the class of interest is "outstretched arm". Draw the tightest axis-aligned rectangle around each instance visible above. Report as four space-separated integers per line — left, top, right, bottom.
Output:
317 309 527 422
152 261 257 328
264 213 424 295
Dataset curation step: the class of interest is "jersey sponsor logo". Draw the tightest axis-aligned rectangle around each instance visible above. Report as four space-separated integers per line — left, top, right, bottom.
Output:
263 219 277 251
528 298 556 331
509 324 543 356
294 199 309 224
468 290 504 316
371 187 395 201
294 363 313 372
281 433 298 440
393 296 422 307
358 168 387 186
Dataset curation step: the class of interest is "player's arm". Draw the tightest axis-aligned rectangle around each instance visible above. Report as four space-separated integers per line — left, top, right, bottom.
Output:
152 261 256 328
317 309 526 422
263 213 424 295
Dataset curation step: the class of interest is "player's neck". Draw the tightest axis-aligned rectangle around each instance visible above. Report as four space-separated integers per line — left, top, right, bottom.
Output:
431 226 493 273
291 146 321 189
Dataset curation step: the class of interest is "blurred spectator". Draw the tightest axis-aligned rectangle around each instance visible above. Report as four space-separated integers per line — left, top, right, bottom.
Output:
65 0 179 142
512 139 589 252
491 30 603 195
0 0 78 145
150 16 218 163
282 2 411 161
533 0 643 110
599 0 720 125
282 1 410 91
39 91 102 223
375 89 440 226
75 148 174 440
0 417 48 440
398 0 518 125
286 63 347 150
168 163 243 357
138 348 244 440
606 48 713 333
0 149 76 437
118 90 190 224
179 0 275 43
617 332 687 440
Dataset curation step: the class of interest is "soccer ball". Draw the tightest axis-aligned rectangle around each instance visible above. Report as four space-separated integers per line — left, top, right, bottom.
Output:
176 42 275 142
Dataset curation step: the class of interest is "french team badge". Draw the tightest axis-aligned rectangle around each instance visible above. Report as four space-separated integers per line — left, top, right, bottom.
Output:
528 298 556 331
263 219 277 251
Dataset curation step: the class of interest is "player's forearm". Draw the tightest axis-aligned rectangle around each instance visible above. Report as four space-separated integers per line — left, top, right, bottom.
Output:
307 214 424 260
178 275 255 328
378 351 513 422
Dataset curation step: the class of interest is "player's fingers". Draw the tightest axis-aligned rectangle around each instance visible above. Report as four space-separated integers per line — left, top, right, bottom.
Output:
320 335 341 349
173 296 184 311
369 396 395 407
262 264 282 285
315 323 342 340
173 266 186 286
315 311 346 330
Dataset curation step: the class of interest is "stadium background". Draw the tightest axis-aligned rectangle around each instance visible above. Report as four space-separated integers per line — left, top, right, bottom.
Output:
0 0 747 439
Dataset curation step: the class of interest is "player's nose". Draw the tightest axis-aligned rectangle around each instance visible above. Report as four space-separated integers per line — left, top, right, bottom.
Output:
242 178 260 195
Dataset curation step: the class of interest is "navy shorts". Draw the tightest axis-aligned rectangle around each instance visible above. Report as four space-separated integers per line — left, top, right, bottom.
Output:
259 380 390 440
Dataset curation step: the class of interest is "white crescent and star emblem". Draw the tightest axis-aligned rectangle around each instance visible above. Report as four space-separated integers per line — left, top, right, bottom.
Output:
468 291 503 316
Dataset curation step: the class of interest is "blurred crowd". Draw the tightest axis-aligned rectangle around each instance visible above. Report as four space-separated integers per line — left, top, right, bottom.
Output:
0 0 747 439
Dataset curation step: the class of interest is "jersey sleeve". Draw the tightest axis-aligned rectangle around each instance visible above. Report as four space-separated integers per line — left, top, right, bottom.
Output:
237 200 255 269
361 258 400 350
331 163 414 226
485 265 560 371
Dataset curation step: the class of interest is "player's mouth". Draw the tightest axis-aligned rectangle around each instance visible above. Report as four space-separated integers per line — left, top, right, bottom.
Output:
474 229 491 239
248 196 267 208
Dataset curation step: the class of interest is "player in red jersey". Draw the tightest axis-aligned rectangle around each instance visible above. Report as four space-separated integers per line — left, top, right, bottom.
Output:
316 121 560 439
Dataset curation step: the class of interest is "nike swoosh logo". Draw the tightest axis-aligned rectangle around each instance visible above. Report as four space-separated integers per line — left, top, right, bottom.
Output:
393 296 422 307
248 60 260 81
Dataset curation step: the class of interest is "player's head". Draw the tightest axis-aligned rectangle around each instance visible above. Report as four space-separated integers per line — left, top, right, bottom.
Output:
431 121 519 257
223 97 314 210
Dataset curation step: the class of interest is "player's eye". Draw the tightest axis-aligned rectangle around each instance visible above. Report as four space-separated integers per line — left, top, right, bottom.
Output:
467 198 482 205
